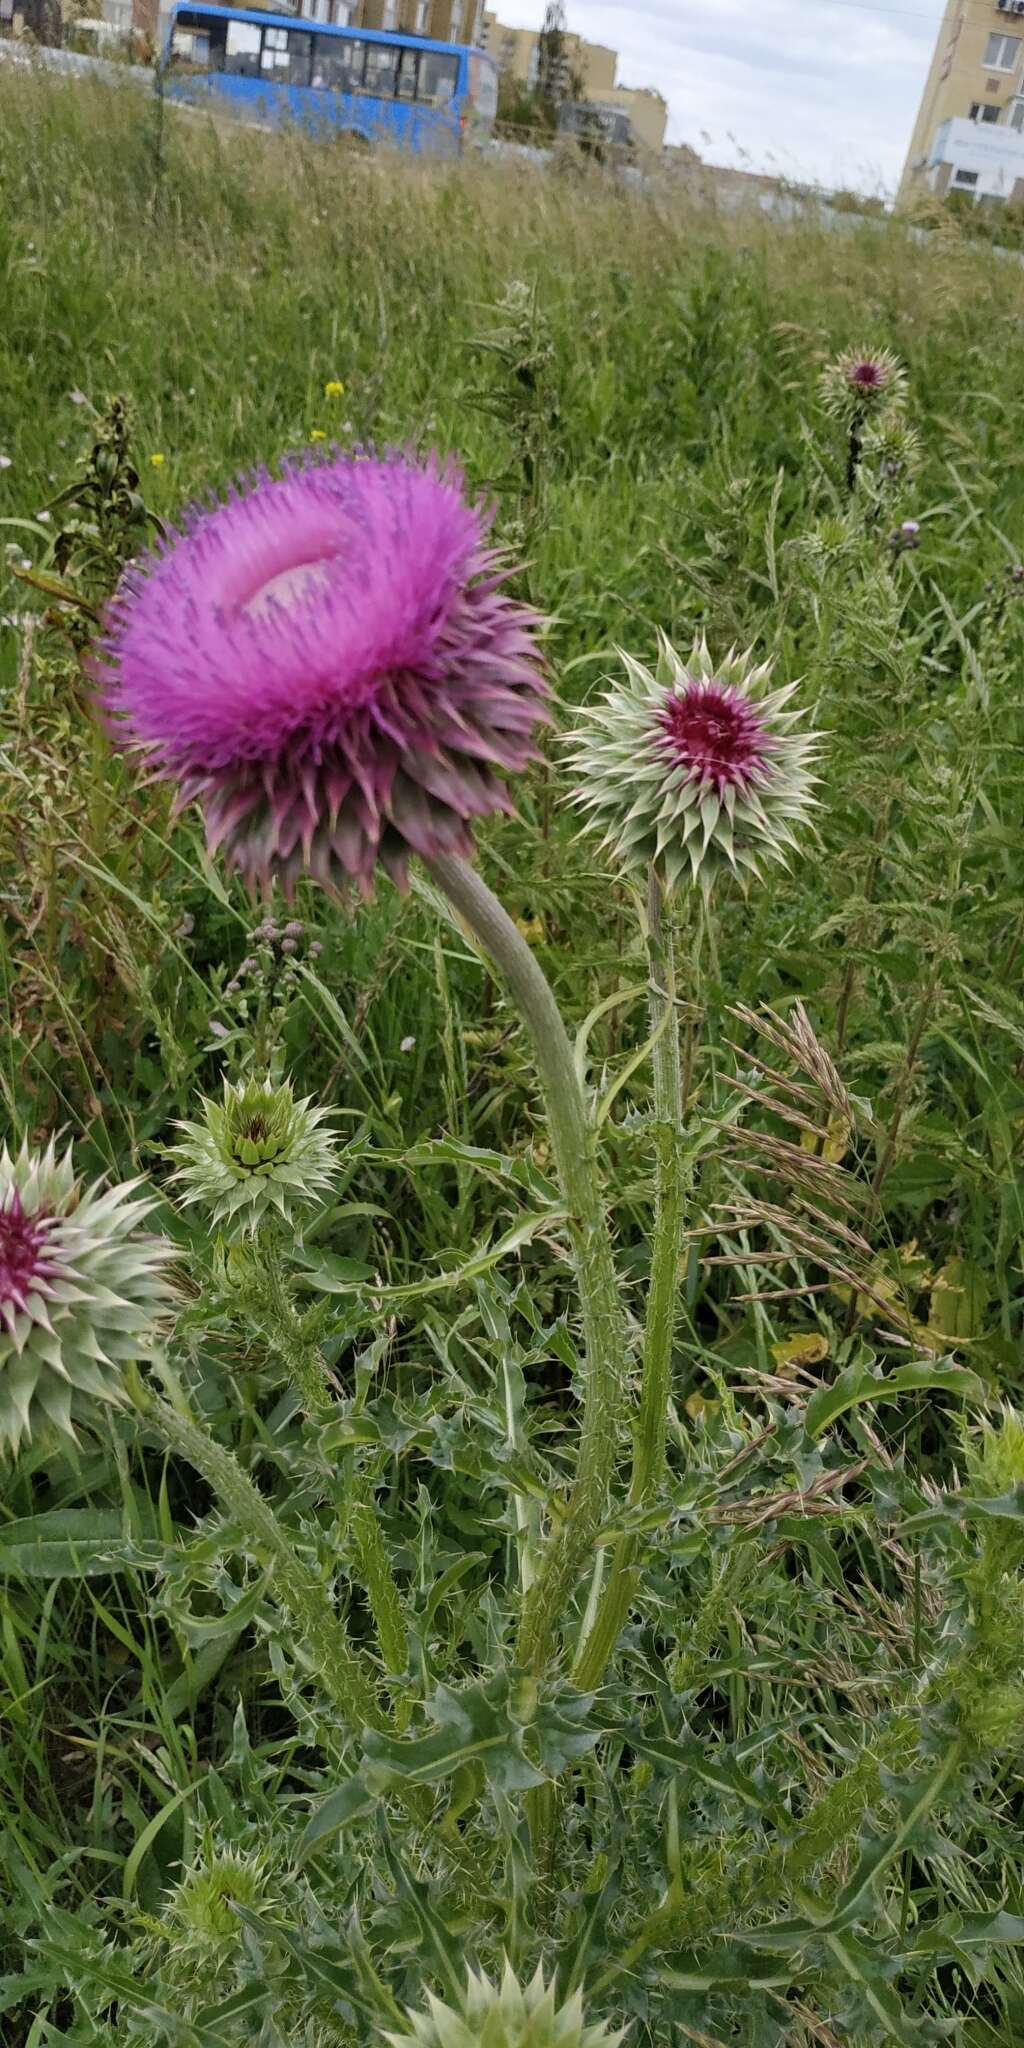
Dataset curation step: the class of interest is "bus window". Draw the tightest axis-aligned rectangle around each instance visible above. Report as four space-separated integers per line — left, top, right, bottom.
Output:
417 49 457 107
169 23 211 71
363 40 398 97
224 19 261 75
311 33 364 89
395 46 418 101
261 24 312 85
168 6 227 71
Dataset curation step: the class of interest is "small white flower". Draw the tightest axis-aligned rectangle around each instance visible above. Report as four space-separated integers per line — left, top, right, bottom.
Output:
0 456 11 471
36 511 51 524
69 389 87 406
400 1036 416 1053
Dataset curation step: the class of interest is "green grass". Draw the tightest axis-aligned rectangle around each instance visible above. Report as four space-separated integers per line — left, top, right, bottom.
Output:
3 61 1024 2048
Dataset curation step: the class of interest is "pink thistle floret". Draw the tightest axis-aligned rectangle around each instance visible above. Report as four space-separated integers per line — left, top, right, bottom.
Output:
845 358 887 391
97 451 549 896
0 1190 57 1336
659 679 773 798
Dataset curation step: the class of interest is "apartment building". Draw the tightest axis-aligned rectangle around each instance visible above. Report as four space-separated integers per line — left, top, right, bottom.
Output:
480 10 612 94
479 6 668 152
355 0 483 38
899 0 1024 207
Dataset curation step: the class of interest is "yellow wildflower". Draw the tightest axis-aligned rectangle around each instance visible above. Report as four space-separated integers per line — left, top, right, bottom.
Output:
149 453 165 468
309 429 327 442
324 380 345 399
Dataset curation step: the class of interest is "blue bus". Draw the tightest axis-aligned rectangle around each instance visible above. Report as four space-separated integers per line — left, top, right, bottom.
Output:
161 4 499 156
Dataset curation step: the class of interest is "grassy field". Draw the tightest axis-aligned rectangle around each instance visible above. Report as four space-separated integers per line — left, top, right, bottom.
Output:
4 60 1024 2048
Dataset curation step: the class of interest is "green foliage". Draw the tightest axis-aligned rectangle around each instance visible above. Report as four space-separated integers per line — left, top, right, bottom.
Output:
5 63 1024 2048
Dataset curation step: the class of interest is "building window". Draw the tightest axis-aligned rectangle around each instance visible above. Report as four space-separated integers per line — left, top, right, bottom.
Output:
1011 97 1024 130
953 168 979 186
984 31 1020 72
969 101 1001 122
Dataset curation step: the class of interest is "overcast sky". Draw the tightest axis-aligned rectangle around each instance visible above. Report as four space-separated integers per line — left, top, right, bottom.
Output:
494 0 949 194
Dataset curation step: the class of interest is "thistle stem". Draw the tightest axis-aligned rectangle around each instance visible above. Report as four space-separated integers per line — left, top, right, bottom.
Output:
244 1241 336 1420
423 850 627 1676
574 871 685 1690
634 871 684 1503
349 1489 412 1728
125 1368 386 1733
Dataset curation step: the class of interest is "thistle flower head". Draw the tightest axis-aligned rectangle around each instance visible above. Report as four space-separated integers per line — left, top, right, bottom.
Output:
169 1075 340 1235
0 1141 171 1456
385 1964 626 2048
96 451 549 898
819 346 907 421
565 635 820 892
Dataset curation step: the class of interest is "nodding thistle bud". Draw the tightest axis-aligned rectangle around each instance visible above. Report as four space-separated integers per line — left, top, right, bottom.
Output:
819 346 907 423
384 1964 626 2048
566 634 820 893
0 1141 172 1456
169 1076 340 1236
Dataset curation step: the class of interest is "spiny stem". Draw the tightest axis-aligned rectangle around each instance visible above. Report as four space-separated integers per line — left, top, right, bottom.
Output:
349 1489 412 1728
633 871 684 1504
423 850 628 1678
243 1240 336 1420
575 870 687 1691
126 1368 386 1734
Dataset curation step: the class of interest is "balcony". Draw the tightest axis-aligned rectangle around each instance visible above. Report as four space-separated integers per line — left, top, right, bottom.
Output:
929 113 1024 199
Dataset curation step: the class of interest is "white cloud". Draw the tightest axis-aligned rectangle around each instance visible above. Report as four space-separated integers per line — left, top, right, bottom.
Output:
488 0 947 193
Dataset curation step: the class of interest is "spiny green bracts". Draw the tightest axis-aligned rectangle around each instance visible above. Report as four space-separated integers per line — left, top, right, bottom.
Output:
818 345 907 423
169 1075 340 1235
384 1964 626 2048
0 1140 172 1456
861 410 921 487
565 634 820 893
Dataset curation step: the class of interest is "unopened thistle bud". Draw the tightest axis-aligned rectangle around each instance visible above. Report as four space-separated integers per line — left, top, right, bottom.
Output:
169 1076 340 1235
565 634 820 893
384 1964 626 2048
862 411 922 489
0 1141 172 1456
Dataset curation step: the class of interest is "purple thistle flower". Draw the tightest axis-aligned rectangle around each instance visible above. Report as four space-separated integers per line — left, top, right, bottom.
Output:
660 682 772 798
96 451 549 897
819 346 907 425
847 359 887 391
566 635 820 893
0 1189 57 1334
